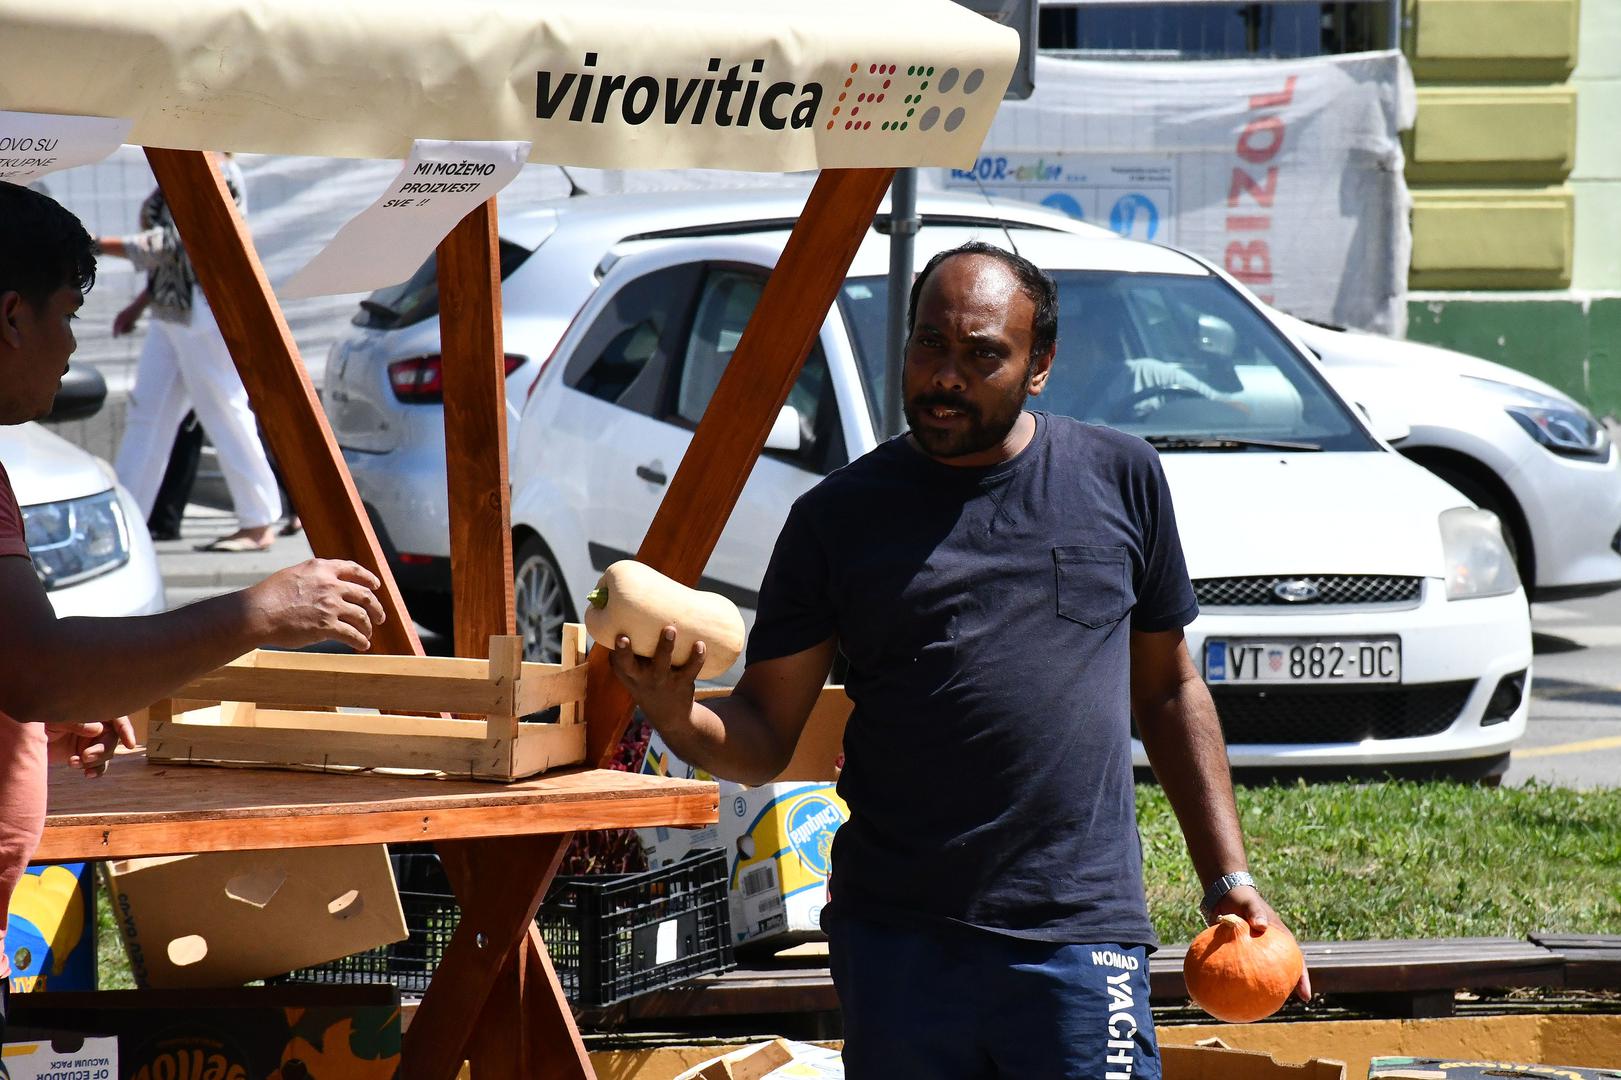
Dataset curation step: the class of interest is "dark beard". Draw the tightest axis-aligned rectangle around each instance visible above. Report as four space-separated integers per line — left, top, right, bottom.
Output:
904 383 1030 459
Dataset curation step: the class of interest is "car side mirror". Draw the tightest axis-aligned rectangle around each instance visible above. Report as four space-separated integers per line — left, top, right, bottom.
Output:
48 364 107 423
764 405 804 453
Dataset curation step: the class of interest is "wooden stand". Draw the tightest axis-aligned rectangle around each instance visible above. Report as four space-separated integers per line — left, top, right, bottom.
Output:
132 146 894 1079
146 631 588 781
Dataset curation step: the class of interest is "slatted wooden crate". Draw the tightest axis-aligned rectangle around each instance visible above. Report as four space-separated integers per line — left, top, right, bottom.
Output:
146 628 590 782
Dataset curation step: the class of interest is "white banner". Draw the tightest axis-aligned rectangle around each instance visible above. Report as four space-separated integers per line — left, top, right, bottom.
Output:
942 52 1416 333
0 111 129 184
282 140 530 299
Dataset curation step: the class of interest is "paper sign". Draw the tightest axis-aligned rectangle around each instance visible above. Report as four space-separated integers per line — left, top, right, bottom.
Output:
280 139 530 299
0 111 130 184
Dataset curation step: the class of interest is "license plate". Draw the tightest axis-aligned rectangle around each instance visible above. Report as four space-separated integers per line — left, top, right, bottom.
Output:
1205 638 1400 685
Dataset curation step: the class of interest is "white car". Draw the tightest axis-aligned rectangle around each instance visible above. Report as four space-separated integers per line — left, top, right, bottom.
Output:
325 189 1098 635
0 421 164 620
1276 314 1621 601
503 222 1531 778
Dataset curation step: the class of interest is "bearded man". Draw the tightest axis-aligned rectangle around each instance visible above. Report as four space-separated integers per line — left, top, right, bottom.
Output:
604 241 1308 1078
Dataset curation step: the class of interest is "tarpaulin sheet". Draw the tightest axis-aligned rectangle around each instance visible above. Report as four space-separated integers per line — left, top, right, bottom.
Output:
0 0 1015 171
942 51 1416 332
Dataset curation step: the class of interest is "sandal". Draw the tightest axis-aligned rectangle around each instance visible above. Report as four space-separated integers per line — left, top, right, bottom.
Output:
195 535 274 553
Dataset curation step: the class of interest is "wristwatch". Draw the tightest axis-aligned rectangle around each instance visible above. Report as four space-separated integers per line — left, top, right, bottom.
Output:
1199 870 1257 923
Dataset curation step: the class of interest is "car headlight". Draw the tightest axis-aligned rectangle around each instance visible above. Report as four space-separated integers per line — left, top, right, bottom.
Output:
1466 377 1610 460
22 490 130 590
1440 506 1519 600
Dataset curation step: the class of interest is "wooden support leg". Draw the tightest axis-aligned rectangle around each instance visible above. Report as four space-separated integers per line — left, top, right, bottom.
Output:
437 200 515 658
144 148 423 657
585 166 896 764
405 834 584 1080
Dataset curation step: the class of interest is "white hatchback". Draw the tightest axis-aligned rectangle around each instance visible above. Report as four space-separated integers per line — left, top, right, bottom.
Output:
1278 314 1621 601
0 421 164 620
508 223 1532 778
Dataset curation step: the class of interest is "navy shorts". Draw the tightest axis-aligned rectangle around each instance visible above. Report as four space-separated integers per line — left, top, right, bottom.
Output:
826 914 1160 1080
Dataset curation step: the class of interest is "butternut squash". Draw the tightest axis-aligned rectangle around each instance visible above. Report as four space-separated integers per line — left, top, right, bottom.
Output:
584 560 745 679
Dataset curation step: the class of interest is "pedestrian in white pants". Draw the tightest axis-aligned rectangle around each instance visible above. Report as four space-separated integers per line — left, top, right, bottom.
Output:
100 155 282 551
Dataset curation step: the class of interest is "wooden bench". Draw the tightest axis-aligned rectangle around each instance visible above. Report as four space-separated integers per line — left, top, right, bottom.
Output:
1530 933 1621 990
613 934 1615 1024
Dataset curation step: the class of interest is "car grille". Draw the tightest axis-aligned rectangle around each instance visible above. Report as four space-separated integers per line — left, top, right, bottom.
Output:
1205 681 1477 744
1193 574 1423 608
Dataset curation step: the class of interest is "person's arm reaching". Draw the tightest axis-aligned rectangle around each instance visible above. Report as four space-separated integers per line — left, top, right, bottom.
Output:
112 288 149 337
0 556 386 727
609 627 837 786
1131 626 1311 1001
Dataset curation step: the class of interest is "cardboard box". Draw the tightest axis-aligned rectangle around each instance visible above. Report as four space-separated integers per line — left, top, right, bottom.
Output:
0 1034 117 1080
1157 1014 1621 1080
636 714 850 949
6 863 96 992
722 783 847 948
584 1042 1343 1080
104 845 406 989
1369 1059 1621 1079
9 985 399 1080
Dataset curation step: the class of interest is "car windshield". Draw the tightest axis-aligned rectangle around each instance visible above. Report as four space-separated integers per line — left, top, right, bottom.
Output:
839 270 1376 451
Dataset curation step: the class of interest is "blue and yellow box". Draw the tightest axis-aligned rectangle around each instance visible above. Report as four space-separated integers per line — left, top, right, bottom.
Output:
5 863 96 994
724 783 848 947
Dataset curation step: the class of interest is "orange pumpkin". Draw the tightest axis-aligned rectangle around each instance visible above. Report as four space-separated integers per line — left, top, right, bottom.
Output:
1183 913 1303 1023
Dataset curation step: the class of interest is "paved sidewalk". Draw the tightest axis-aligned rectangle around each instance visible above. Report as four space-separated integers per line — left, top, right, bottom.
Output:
157 503 311 607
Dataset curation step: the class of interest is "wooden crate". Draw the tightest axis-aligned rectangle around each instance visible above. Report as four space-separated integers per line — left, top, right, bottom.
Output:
146 629 590 782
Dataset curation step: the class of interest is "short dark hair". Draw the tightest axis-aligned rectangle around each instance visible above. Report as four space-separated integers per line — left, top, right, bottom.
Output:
0 181 97 310
906 240 1058 362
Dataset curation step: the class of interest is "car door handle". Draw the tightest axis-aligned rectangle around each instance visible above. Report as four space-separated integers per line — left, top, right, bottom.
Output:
636 464 668 485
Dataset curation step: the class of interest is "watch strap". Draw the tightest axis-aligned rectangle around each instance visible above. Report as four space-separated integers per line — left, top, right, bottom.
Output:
1200 870 1257 922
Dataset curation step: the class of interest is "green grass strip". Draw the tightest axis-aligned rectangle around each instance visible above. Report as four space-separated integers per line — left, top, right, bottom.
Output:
1142 780 1621 944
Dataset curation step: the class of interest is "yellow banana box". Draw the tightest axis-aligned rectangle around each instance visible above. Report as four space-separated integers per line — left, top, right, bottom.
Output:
723 783 848 948
0 1033 117 1080
5 863 95 993
638 732 848 948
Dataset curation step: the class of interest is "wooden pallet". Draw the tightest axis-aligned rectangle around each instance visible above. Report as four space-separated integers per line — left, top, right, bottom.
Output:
146 629 590 782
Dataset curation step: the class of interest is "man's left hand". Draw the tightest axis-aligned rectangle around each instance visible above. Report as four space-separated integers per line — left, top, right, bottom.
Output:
1211 885 1312 1002
45 716 138 778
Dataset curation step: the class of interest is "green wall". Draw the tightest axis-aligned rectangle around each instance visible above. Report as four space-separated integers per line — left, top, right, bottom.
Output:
1406 295 1621 417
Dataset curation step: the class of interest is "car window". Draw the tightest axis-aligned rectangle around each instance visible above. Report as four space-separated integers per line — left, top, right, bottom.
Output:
564 264 700 414
840 270 1375 452
669 267 845 474
351 239 533 330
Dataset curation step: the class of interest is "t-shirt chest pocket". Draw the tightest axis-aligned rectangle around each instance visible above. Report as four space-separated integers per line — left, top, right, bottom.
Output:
1053 544 1133 628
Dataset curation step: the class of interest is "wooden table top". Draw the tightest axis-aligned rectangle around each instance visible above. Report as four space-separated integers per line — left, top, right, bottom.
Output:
36 753 719 862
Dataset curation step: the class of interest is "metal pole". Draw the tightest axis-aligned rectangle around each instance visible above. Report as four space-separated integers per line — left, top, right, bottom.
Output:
884 167 919 439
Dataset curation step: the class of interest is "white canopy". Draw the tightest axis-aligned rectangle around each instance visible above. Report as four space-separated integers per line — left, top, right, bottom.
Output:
0 0 1017 170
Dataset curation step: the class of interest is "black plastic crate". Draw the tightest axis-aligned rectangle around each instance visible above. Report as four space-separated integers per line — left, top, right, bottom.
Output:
539 848 734 1008
284 848 733 1008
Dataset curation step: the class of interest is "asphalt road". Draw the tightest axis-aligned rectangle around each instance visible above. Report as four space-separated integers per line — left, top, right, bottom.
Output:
1508 593 1621 789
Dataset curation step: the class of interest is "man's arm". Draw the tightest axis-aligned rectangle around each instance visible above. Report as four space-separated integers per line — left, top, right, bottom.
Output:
609 627 838 786
0 556 386 727
1131 626 1311 1000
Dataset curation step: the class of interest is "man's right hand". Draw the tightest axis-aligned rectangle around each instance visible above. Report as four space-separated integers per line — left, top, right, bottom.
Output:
608 625 705 729
242 559 386 652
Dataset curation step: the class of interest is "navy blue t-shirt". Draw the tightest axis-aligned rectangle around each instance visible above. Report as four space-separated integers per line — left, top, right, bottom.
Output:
747 412 1199 947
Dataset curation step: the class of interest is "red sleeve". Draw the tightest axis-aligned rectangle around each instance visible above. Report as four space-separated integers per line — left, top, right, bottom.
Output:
0 463 33 561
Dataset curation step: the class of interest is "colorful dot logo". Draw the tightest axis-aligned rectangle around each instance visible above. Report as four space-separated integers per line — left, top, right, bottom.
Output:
833 60 989 135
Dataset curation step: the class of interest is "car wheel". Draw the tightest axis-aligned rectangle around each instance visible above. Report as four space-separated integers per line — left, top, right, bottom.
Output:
514 536 575 663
